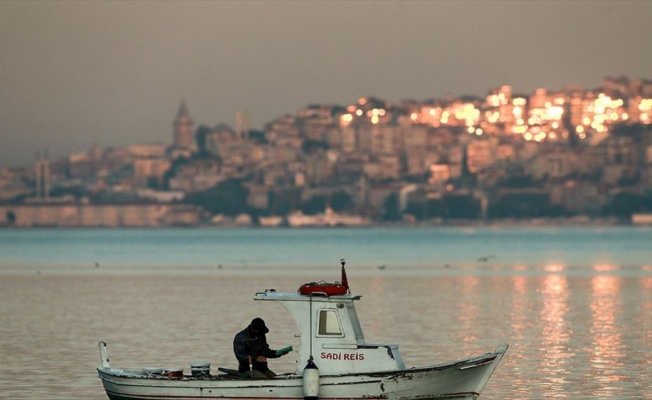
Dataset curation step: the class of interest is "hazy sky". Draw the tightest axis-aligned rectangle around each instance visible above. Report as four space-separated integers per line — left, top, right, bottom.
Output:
1 1 651 167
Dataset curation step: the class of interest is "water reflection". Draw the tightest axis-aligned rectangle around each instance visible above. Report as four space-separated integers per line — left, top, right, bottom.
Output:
543 263 565 273
593 264 618 272
588 275 626 397
509 275 530 341
640 277 652 346
458 275 480 347
2 268 651 399
539 269 572 393
640 275 652 291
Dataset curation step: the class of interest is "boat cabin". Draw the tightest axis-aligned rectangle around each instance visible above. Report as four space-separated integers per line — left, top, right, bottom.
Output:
255 289 405 375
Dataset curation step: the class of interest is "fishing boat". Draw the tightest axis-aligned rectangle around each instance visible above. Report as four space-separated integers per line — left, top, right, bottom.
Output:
97 260 508 400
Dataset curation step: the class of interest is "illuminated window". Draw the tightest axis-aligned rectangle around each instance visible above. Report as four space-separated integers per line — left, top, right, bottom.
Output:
318 310 343 336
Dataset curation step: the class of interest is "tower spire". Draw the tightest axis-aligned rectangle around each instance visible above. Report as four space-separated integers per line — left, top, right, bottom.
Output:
171 99 196 154
176 99 191 120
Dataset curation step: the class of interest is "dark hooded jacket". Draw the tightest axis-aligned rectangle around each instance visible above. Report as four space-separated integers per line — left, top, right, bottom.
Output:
233 324 279 372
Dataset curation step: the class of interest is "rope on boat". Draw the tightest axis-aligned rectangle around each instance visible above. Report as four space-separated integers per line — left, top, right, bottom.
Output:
304 293 319 400
309 293 313 362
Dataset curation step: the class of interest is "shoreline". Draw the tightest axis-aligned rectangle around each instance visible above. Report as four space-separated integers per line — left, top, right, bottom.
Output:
0 216 644 229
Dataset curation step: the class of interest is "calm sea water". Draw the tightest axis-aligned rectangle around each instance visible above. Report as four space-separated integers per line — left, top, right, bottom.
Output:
0 226 651 399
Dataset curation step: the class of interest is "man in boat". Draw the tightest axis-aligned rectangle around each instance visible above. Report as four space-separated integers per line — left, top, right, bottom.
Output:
233 317 286 378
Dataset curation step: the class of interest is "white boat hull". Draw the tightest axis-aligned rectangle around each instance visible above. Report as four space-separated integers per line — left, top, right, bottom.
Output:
98 345 507 400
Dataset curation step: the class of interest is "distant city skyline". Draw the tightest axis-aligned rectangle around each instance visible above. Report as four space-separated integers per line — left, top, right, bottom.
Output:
1 0 651 167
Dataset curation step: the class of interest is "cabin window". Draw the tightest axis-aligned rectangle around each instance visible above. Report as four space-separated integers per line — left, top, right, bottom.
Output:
317 309 342 336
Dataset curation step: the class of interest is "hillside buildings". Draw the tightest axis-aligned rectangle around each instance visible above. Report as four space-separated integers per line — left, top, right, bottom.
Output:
2 76 652 227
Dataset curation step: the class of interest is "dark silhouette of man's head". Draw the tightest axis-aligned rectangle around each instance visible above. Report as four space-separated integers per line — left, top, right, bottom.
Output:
250 317 269 335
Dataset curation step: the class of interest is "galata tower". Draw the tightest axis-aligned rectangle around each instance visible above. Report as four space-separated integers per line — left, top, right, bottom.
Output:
172 100 196 151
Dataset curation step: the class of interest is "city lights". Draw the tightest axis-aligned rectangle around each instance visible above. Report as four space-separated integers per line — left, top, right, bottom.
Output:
381 84 651 142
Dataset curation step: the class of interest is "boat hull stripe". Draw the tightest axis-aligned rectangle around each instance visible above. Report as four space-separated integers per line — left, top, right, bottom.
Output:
105 389 480 400
106 391 390 400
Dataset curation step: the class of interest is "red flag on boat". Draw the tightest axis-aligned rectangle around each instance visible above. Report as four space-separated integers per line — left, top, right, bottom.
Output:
341 265 349 290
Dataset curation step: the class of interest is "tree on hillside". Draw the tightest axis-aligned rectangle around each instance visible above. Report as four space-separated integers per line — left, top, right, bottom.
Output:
186 179 249 216
195 125 212 157
330 190 354 212
301 195 327 215
382 193 401 221
603 191 652 218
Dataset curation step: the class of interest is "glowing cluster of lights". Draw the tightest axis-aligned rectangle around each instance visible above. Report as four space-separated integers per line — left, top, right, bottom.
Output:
410 106 442 126
639 98 652 111
528 106 562 125
340 113 354 127
340 100 388 126
487 92 509 107
497 91 564 141
340 90 652 140
485 110 500 124
410 103 480 128
575 93 631 135
467 127 484 135
513 98 526 118
523 131 548 142
368 108 387 124
637 98 652 123
455 103 480 127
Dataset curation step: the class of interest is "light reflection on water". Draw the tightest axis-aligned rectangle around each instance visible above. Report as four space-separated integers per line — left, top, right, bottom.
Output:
588 275 626 398
1 226 652 399
0 269 651 399
539 274 572 395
